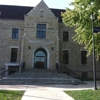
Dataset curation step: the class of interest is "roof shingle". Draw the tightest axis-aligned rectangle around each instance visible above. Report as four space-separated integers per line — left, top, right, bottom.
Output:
0 5 65 22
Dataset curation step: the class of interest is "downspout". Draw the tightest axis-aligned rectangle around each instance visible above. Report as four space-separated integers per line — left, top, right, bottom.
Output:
19 34 25 73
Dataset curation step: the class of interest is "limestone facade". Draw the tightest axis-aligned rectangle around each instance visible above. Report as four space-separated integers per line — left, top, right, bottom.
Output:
0 0 100 79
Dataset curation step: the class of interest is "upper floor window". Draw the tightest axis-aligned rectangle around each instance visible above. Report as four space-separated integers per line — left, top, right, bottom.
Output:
81 51 87 64
12 28 19 39
63 31 69 42
37 24 46 38
63 50 69 64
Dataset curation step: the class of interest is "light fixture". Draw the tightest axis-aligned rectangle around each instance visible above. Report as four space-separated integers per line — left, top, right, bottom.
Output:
28 46 31 50
52 47 54 51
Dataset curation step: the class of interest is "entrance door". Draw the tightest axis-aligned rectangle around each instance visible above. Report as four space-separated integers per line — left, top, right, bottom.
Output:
34 48 47 69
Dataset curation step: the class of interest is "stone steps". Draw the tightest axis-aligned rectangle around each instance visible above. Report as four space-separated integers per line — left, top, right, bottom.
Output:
8 73 73 79
0 78 82 85
0 69 84 85
23 68 58 73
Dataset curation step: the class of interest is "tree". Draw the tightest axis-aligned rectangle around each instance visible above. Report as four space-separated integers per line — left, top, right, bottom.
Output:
62 0 100 59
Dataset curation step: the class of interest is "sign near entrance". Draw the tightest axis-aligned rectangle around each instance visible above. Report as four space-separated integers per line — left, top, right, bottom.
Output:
94 27 100 33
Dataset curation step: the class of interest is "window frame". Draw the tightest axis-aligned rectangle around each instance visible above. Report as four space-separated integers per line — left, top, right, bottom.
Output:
37 24 46 38
12 28 19 39
62 50 69 64
10 48 18 62
82 72 88 79
81 50 87 65
63 31 69 42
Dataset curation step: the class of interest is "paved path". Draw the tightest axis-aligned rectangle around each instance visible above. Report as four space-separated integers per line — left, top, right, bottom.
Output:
21 85 74 100
0 81 100 100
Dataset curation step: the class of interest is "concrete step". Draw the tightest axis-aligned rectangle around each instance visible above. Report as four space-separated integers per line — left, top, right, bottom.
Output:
23 68 58 73
0 78 83 85
0 69 84 85
8 72 74 79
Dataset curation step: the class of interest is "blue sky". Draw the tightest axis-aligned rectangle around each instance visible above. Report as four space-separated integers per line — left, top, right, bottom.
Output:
0 0 73 9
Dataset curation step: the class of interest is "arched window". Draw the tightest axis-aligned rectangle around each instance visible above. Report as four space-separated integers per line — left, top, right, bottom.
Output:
34 48 47 69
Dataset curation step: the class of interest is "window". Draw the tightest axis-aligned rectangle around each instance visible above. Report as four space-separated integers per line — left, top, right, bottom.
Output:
12 28 19 39
37 24 46 38
63 50 69 64
63 31 69 42
10 48 17 62
82 72 88 79
81 51 87 64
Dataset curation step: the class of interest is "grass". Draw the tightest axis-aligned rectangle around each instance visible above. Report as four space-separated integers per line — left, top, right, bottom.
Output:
64 89 100 100
0 90 25 100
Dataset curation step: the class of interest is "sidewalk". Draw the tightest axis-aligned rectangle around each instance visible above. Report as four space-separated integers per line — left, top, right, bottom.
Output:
0 81 100 100
21 85 74 100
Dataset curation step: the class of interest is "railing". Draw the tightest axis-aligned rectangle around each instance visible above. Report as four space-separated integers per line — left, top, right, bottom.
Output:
67 69 81 79
0 69 10 79
57 65 81 79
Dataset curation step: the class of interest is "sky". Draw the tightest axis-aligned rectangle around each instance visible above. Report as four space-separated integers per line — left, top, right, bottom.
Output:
0 0 73 9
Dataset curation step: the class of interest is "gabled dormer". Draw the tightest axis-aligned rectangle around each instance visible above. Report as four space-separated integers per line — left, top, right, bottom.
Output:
24 0 58 41
27 0 56 19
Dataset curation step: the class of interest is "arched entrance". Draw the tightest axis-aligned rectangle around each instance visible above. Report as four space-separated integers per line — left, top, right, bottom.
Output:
34 48 47 69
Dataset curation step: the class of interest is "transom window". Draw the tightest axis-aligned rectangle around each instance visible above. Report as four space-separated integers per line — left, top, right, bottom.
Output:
63 50 69 64
12 28 19 39
37 24 46 38
35 51 45 62
63 31 69 42
81 51 87 64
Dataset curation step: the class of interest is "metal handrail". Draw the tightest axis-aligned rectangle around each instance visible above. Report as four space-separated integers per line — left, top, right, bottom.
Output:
58 66 81 79
67 69 81 79
0 69 10 79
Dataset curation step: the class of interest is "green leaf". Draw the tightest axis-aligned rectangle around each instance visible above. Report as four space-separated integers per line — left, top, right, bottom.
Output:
62 0 100 59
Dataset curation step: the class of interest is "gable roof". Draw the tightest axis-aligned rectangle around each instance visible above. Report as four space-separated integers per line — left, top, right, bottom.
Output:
0 5 65 22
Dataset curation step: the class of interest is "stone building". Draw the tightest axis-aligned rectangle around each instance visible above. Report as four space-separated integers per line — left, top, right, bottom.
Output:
0 0 100 79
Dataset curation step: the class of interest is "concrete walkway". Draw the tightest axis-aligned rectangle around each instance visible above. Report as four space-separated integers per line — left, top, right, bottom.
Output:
21 85 74 100
0 81 100 100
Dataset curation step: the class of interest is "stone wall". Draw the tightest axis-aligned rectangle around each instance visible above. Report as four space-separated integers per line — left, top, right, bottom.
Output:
59 23 100 79
0 19 24 68
0 18 100 78
0 0 100 78
23 1 59 69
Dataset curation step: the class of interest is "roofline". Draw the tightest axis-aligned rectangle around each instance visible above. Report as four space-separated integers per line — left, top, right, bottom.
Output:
0 4 65 10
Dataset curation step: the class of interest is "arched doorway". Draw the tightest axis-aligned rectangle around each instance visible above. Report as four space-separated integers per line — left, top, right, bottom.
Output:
34 48 47 69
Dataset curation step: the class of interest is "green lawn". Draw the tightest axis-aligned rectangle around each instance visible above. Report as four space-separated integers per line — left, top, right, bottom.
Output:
0 90 25 100
64 89 100 100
